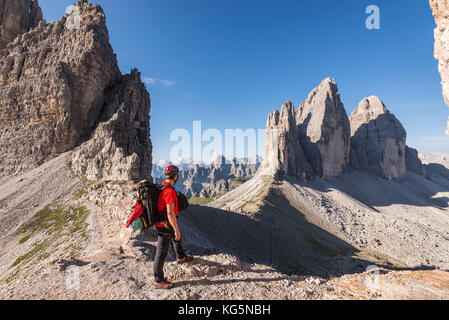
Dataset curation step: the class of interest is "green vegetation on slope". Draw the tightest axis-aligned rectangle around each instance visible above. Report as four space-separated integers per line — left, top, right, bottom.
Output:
236 176 273 211
189 197 217 205
74 189 88 200
305 236 344 258
12 204 90 270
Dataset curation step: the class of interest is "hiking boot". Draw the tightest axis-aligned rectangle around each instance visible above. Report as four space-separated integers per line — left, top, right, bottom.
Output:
177 256 194 264
153 279 174 289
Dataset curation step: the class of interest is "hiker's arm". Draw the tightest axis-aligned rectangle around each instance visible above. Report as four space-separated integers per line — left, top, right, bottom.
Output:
166 203 181 240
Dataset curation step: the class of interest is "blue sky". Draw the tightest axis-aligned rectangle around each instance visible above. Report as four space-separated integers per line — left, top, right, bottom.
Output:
40 0 449 161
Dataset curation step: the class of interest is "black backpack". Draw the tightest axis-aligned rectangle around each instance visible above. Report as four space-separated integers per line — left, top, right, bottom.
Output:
136 180 162 228
177 193 189 212
136 180 190 229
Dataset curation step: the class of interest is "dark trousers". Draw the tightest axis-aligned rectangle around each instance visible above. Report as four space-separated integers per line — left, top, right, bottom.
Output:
153 226 186 282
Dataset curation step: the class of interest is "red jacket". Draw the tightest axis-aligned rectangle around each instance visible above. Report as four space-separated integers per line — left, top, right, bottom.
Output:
126 201 144 228
155 182 178 228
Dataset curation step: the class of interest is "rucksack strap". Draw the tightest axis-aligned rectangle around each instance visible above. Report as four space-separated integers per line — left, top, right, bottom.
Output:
159 185 175 192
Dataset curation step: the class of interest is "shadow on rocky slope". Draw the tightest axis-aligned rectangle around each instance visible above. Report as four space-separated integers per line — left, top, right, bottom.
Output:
425 163 449 180
182 197 446 279
181 198 373 278
303 165 449 210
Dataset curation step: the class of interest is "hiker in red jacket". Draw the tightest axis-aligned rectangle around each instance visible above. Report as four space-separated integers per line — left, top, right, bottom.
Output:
153 165 194 289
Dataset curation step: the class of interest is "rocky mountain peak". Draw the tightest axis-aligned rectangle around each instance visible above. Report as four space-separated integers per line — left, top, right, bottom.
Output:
261 101 313 179
262 78 352 179
280 101 296 124
296 77 338 125
350 96 387 126
350 96 407 179
262 81 423 181
296 78 351 178
0 0 43 49
0 0 152 180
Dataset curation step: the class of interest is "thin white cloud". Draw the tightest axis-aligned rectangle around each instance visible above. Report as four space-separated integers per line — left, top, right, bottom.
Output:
143 77 176 88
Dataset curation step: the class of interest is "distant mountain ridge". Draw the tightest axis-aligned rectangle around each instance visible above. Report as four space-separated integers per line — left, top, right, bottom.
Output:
152 156 262 198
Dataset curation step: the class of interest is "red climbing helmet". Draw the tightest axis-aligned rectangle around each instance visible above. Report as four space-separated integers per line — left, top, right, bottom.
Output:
164 165 180 178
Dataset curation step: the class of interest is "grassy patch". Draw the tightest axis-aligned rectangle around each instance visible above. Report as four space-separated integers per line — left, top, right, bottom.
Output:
305 236 342 258
228 178 248 186
74 189 88 200
358 250 404 270
236 177 273 211
189 197 216 205
254 178 272 200
390 263 407 271
18 234 31 244
112 180 129 187
19 204 64 235
6 268 20 284
12 204 90 272
64 244 85 258
12 241 48 267
74 179 98 200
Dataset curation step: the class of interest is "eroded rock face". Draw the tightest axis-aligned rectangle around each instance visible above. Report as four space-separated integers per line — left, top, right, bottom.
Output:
68 70 152 181
0 0 152 180
405 146 427 176
296 78 351 178
262 78 350 180
262 80 421 180
261 102 313 180
0 0 43 49
350 96 407 179
430 0 449 134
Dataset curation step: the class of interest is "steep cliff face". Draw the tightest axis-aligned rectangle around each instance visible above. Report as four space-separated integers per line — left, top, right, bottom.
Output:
406 146 427 176
0 0 43 49
430 0 449 135
68 69 152 181
0 0 152 180
261 102 313 180
262 78 350 180
296 78 351 178
350 96 407 179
